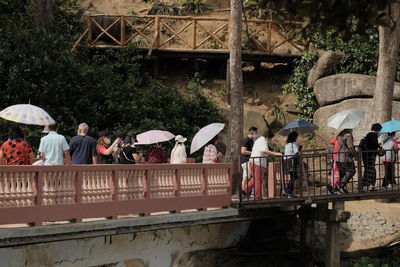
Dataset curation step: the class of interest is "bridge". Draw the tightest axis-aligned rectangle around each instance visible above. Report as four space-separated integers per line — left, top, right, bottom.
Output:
72 14 307 63
1 149 399 266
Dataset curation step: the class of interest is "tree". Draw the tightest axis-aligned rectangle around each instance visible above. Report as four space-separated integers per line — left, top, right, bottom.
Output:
373 1 400 123
225 0 244 194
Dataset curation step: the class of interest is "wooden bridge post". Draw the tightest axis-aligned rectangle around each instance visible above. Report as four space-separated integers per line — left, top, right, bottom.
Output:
192 19 197 50
120 16 126 46
154 16 161 49
87 16 93 45
325 201 344 267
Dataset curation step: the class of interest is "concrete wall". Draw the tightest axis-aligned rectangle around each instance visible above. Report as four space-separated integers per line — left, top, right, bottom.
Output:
0 221 250 267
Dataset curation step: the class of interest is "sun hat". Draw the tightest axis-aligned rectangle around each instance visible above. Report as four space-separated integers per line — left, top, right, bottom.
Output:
42 126 50 133
175 135 187 143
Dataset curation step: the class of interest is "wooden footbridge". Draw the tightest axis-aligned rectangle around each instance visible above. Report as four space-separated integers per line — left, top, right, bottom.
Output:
72 14 307 62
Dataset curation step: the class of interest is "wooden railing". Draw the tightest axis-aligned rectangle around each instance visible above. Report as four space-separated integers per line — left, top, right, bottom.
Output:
0 163 231 226
72 15 307 55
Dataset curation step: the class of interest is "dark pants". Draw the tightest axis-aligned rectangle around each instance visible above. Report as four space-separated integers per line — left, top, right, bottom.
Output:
383 162 396 186
362 152 377 187
286 171 298 194
337 161 356 186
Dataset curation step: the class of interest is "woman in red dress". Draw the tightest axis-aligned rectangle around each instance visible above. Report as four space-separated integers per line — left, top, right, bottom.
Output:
0 125 34 165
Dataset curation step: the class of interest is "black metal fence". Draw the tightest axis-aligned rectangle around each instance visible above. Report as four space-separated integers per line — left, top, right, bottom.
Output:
239 148 400 202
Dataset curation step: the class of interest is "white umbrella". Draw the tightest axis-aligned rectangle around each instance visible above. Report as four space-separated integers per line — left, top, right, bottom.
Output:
327 109 365 129
136 130 175 145
190 123 225 154
0 104 55 126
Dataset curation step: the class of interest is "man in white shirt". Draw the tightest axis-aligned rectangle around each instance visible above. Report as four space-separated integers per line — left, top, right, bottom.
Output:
244 130 282 200
39 123 71 165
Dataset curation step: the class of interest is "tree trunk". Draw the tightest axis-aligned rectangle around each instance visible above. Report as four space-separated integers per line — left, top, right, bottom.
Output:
373 0 400 123
225 0 243 194
30 0 55 31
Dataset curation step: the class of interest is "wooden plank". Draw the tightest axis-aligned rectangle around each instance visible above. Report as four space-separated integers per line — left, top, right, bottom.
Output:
159 20 193 49
91 17 122 46
196 22 228 49
120 15 126 46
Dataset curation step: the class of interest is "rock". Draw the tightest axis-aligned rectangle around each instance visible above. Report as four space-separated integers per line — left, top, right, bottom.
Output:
307 50 344 88
313 98 400 144
314 74 400 106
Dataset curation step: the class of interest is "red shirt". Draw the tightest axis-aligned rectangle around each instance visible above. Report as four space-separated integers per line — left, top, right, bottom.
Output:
0 139 32 165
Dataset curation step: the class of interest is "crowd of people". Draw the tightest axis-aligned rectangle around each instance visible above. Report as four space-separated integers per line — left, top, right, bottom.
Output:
240 123 399 200
0 123 189 166
1 121 398 199
0 122 227 166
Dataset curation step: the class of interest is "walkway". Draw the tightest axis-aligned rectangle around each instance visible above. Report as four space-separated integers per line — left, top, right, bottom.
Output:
72 15 307 62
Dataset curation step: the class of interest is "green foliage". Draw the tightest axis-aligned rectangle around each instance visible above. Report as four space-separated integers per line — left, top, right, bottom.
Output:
350 256 398 267
282 50 318 121
243 0 389 37
147 0 211 16
0 0 222 151
310 27 379 76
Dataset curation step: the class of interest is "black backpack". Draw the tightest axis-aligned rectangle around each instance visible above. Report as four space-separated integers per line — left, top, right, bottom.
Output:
359 137 367 151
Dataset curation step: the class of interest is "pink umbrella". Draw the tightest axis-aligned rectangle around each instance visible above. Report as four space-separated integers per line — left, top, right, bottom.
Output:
136 130 175 145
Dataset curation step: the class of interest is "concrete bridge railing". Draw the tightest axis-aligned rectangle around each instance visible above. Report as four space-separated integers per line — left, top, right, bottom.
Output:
0 163 232 226
72 14 307 55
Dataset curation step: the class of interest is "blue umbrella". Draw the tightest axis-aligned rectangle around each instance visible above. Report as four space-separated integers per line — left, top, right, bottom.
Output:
278 120 318 136
379 120 400 135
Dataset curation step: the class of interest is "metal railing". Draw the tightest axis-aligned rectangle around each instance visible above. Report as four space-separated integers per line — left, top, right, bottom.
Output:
0 163 231 226
72 15 307 54
239 148 400 202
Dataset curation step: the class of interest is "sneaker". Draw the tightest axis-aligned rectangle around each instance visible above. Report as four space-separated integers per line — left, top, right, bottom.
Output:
369 186 375 192
327 184 335 194
337 184 348 194
380 186 387 191
283 189 289 196
387 184 393 190
287 194 296 199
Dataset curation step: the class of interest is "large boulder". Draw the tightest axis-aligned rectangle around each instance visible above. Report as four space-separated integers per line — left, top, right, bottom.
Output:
307 50 344 88
314 74 400 106
313 98 400 144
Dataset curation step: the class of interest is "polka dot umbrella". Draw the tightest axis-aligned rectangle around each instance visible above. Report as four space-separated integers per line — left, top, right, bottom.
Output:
0 104 56 126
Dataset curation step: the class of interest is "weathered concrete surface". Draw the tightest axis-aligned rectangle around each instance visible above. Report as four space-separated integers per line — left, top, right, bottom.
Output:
313 98 400 144
0 209 239 247
307 50 344 88
0 221 250 267
314 74 400 106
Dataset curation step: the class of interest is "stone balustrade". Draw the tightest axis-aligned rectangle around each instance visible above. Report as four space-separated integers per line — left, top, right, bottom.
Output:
0 163 232 226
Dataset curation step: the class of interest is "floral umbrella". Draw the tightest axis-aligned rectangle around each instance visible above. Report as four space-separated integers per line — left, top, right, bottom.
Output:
0 104 56 126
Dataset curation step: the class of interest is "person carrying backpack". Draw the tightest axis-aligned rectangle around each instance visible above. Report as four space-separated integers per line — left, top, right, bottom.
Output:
361 123 382 191
380 132 399 190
